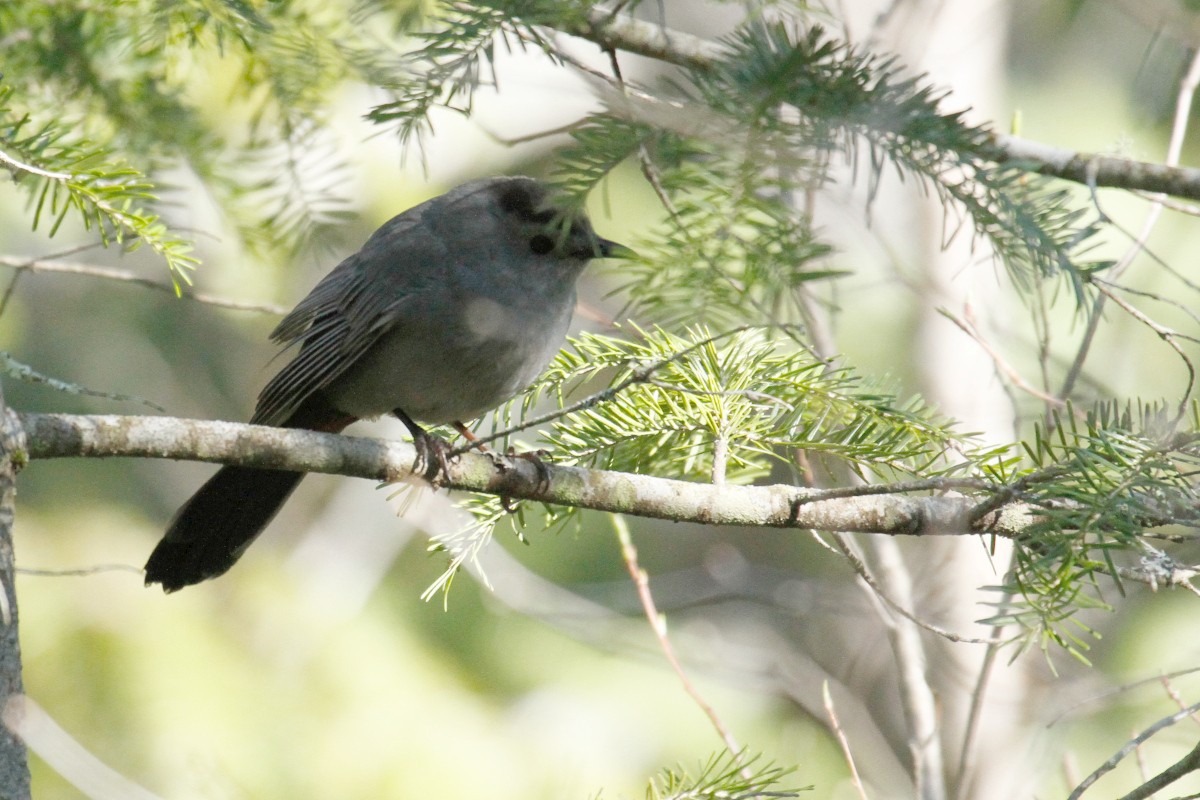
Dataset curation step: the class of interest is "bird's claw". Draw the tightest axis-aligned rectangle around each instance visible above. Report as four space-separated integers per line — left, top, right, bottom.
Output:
493 448 553 514
507 446 552 492
412 430 453 484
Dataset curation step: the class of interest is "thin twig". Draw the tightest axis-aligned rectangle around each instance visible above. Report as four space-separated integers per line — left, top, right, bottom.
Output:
1133 728 1150 791
1134 190 1200 219
953 551 1022 800
1133 543 1200 594
3 696 163 800
860 536 947 800
1046 667 1200 728
1093 276 1200 331
612 515 746 764
16 565 143 578
940 305 1067 408
1161 674 1200 726
0 255 287 314
1115 737 1200 800
0 148 72 180
1094 282 1197 420
477 119 587 146
822 681 869 800
0 243 117 318
1 351 166 412
817 533 1007 646
1068 699 1200 800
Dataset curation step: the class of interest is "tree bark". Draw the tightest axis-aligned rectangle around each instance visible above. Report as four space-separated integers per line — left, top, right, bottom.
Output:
19 412 1029 537
0 390 30 800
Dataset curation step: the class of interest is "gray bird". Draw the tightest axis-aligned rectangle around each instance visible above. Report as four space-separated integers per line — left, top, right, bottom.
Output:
145 176 627 592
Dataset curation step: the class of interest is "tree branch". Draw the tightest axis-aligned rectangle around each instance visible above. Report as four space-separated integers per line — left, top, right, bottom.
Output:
569 6 730 69
0 395 30 799
564 9 1200 201
19 412 1025 537
993 134 1200 200
1116 737 1200 800
0 255 288 315
1069 699 1200 800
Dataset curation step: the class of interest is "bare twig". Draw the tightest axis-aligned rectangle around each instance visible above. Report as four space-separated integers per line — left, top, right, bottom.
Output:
822 680 869 800
863 537 946 800
1161 675 1200 726
1094 282 1197 419
819 533 1008 646
0 256 287 315
1047 667 1200 728
0 351 166 412
16 565 143 578
1116 737 1200 800
0 148 71 181
1112 559 1200 596
1133 728 1150 789
940 305 1067 408
477 119 587 147
1134 190 1200 219
954 629 1002 800
1068 699 1200 800
3 695 161 800
993 133 1200 201
1094 277 1200 330
612 515 745 762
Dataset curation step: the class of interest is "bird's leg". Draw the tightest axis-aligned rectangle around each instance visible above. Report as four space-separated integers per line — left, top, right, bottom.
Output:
393 408 451 483
452 421 511 476
452 422 489 452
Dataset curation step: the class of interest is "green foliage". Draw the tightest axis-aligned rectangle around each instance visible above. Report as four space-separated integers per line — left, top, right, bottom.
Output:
534 325 973 483
0 85 198 287
635 751 806 800
366 1 586 151
379 5 1110 391
0 0 412 266
389 6 1105 314
687 23 1106 298
1 0 1104 310
983 401 1200 659
429 325 1009 598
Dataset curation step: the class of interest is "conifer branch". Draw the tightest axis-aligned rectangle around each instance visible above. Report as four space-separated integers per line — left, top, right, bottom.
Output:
566 8 1200 201
19 412 1020 537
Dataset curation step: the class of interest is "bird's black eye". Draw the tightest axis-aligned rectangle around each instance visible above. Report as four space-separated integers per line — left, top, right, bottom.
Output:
529 234 555 255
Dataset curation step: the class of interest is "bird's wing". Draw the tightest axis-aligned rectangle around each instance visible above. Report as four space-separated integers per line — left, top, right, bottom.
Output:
251 250 420 428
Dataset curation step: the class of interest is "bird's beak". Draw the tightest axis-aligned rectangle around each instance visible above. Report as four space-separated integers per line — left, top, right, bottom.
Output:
596 238 637 259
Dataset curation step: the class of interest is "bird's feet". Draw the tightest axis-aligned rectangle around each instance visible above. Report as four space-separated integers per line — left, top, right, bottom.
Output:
494 447 553 514
507 446 552 492
394 407 453 484
411 428 453 484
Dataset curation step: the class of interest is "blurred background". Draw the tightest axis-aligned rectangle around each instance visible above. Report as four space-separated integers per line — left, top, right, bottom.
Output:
5 0 1200 797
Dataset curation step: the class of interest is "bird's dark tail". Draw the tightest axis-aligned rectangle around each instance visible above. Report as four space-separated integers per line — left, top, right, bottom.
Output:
144 466 307 592
144 396 356 592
